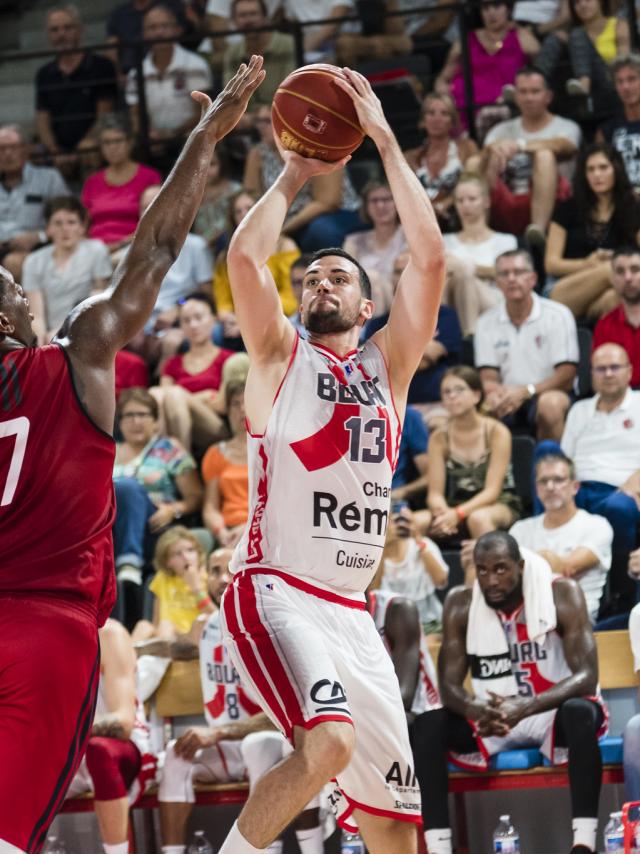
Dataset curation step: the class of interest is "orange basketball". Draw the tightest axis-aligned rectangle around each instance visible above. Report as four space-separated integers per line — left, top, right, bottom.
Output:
271 64 364 162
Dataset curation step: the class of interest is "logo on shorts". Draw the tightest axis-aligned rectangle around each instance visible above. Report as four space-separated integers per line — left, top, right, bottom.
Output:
385 761 417 788
310 679 350 715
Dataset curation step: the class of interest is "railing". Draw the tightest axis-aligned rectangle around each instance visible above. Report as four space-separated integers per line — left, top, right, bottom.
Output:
0 0 637 173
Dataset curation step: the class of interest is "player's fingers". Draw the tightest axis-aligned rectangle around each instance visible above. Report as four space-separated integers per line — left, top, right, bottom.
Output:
341 67 371 95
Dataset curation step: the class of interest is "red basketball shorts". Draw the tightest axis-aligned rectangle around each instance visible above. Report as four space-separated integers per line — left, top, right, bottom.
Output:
0 595 99 854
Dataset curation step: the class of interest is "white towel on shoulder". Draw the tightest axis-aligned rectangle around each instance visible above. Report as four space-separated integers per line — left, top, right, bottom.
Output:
466 548 557 700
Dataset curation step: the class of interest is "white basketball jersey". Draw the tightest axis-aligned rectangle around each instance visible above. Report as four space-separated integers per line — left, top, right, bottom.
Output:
231 337 402 597
200 608 263 728
369 588 441 715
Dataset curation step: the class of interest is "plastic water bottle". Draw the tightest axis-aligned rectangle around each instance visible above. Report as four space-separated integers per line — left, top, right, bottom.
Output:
43 838 67 854
604 811 625 852
341 828 366 853
187 830 214 854
493 814 520 853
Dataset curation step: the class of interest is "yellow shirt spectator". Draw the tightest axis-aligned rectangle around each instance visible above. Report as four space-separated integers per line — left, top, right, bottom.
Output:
149 569 206 634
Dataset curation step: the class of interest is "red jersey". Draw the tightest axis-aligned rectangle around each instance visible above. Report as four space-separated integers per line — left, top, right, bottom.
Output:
0 344 116 624
161 349 233 393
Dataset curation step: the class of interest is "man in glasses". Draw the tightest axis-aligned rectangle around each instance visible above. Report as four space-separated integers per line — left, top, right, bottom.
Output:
558 343 640 612
510 451 613 624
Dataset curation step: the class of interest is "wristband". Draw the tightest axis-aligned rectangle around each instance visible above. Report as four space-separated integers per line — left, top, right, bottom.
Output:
196 592 212 610
455 506 466 522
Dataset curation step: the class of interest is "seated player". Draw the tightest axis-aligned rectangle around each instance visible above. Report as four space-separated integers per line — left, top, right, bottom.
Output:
66 619 156 854
417 531 606 854
158 549 325 854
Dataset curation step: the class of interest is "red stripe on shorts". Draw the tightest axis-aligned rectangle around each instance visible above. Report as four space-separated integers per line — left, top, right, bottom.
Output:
236 573 307 738
342 790 423 826
222 580 291 736
237 567 366 610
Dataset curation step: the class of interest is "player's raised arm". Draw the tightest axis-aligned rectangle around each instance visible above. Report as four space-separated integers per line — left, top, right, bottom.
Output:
227 146 348 364
336 69 446 396
59 57 264 365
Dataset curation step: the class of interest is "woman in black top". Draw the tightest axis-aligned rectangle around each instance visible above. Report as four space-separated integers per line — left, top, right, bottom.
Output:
545 142 640 319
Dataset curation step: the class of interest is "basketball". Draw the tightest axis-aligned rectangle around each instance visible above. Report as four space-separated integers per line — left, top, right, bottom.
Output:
271 64 365 162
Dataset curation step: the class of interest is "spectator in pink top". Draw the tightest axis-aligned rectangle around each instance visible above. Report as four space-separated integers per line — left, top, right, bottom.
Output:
81 114 161 251
436 1 539 131
155 294 233 452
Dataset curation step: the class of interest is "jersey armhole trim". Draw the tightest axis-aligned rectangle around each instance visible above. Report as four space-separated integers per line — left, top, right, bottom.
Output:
370 338 401 427
246 333 300 439
57 344 115 443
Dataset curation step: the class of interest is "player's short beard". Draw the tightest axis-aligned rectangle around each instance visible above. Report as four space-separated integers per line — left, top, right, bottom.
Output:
305 303 360 335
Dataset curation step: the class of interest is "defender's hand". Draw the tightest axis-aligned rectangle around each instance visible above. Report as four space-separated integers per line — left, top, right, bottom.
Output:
335 67 391 145
192 54 265 142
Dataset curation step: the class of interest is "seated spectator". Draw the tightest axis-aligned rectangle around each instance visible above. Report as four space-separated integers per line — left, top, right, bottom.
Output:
243 105 364 251
546 143 640 320
513 0 570 38
391 404 429 508
535 0 627 112
475 248 578 440
132 526 213 643
202 380 248 546
81 114 161 252
116 349 150 398
624 598 640 799
435 1 539 132
157 294 234 450
425 366 521 547
335 0 414 67
556 343 640 611
475 66 581 243
213 189 299 347
107 0 187 74
113 388 203 590
593 246 640 387
158 547 325 854
510 451 613 623
205 0 282 65
404 92 478 232
66 619 156 852
443 172 517 335
403 93 478 234
192 145 241 248
416 531 606 854
364 249 462 412
0 124 68 281
125 4 212 161
282 0 355 63
597 54 640 192
343 179 407 317
35 5 118 181
379 504 449 631
23 196 112 343
222 0 296 111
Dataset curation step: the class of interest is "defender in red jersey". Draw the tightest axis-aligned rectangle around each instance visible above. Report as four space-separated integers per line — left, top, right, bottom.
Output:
0 57 264 854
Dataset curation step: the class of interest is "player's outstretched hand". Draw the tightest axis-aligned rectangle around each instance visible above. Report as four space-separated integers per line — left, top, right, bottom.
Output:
273 131 350 181
192 54 265 142
335 67 391 146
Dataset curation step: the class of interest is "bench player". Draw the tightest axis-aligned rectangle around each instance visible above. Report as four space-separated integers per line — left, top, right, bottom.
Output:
217 69 445 854
0 56 264 853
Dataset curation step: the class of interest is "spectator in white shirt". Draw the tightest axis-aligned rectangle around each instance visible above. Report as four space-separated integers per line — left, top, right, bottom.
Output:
474 248 578 440
443 172 517 335
510 451 613 623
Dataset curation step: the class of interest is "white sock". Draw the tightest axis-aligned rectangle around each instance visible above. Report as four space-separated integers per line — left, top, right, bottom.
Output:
295 825 323 854
218 821 265 853
161 847 186 854
103 845 129 854
425 828 453 854
572 817 597 851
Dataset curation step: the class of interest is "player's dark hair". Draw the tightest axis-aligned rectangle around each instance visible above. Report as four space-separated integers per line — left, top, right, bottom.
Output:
44 195 88 225
535 451 576 480
307 248 372 300
117 387 159 420
441 365 484 407
474 531 521 564
178 291 216 314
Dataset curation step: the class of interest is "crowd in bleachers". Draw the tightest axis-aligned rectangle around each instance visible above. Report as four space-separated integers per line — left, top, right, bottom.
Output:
11 0 640 851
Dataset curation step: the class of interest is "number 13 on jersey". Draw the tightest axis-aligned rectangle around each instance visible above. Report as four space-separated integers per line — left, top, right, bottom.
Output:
0 416 30 507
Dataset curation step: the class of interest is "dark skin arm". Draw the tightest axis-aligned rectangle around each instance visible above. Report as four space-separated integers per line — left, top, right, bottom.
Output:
384 598 422 724
439 586 509 736
53 56 265 436
488 578 598 729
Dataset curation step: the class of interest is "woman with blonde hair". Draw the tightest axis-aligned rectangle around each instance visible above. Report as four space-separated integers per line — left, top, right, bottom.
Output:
132 526 213 643
403 93 478 232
